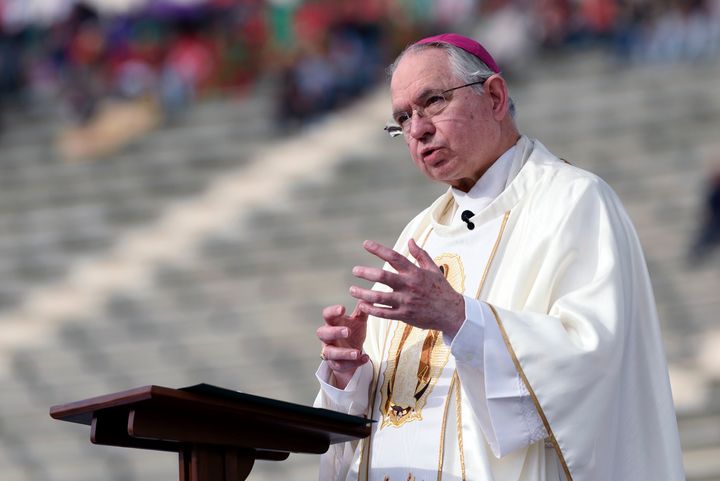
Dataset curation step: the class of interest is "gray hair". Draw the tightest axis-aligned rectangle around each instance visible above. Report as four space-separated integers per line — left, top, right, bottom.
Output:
388 42 517 118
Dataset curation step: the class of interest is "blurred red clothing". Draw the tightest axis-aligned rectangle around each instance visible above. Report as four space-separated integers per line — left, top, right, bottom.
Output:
165 35 218 91
294 2 335 46
69 23 105 66
580 0 619 34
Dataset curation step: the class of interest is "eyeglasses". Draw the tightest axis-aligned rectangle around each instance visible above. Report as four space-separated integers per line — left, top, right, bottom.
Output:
384 80 486 138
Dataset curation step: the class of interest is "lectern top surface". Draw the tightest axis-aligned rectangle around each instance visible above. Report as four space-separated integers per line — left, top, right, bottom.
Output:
49 383 372 469
49 383 373 443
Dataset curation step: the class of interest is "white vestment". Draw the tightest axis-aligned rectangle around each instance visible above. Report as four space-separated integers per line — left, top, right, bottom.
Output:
315 136 685 481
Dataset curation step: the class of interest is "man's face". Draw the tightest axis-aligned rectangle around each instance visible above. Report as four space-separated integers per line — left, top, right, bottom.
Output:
390 49 502 191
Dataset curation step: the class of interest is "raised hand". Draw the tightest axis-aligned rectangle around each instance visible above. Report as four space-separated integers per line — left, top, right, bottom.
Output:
316 302 370 389
349 239 465 337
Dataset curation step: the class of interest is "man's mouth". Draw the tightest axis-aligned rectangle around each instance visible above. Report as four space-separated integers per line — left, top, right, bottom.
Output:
421 147 444 165
421 146 437 156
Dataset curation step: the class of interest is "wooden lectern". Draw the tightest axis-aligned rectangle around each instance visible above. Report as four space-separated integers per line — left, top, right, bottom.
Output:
50 384 372 481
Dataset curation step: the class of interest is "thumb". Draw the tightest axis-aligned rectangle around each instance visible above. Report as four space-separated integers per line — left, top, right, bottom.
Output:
408 238 440 272
350 301 370 321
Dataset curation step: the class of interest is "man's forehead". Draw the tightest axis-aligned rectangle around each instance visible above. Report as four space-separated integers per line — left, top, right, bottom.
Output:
390 50 455 104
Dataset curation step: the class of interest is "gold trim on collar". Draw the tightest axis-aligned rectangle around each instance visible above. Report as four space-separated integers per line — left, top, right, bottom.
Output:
475 211 510 300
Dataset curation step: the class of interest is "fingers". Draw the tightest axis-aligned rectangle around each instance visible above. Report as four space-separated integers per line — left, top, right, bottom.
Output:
325 354 370 374
349 301 370 320
316 324 349 343
408 238 441 272
320 342 370 375
318 302 370 384
357 302 398 320
318 303 367 350
352 265 404 288
363 240 413 272
321 345 363 361
322 304 346 325
349 285 400 308
362 239 440 276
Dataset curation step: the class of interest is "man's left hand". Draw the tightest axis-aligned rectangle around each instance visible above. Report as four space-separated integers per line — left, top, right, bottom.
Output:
349 239 465 337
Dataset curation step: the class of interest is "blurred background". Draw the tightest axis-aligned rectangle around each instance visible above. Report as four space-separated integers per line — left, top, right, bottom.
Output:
1 0 719 480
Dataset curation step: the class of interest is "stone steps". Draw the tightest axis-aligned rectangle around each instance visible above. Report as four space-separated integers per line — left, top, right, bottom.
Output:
0 88 277 314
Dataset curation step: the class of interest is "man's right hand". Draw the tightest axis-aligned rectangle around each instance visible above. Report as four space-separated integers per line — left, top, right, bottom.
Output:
316 303 370 390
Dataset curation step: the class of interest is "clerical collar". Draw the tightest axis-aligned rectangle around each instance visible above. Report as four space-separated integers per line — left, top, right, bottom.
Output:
450 145 516 225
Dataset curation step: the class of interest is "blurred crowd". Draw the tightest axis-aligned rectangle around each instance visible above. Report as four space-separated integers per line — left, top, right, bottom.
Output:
1 0 720 132
0 1 270 127
0 1 421 131
1 0 719 256
475 0 720 77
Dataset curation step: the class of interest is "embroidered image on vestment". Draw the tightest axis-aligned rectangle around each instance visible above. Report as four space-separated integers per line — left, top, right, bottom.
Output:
378 253 464 428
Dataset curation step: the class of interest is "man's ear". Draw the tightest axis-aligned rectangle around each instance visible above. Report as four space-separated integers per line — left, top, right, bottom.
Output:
485 74 510 120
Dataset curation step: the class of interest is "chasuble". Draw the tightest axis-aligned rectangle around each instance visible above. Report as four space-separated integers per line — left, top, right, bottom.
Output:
315 136 685 481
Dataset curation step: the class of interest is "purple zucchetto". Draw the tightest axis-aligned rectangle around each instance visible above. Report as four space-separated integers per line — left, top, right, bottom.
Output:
415 33 501 74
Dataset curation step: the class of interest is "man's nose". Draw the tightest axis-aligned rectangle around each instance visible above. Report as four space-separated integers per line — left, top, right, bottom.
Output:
408 111 435 140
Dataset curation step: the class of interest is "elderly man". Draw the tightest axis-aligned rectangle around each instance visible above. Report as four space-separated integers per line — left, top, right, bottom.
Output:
314 33 684 481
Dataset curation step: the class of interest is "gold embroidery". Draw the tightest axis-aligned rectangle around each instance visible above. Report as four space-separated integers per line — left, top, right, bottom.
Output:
435 253 465 293
362 211 512 480
380 474 419 481
379 254 464 429
359 318 392 480
454 377 466 481
383 324 414 420
379 323 449 428
487 304 574 481
358 226 435 481
436 372 457 481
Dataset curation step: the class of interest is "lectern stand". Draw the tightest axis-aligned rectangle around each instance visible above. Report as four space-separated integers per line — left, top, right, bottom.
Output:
50 384 372 481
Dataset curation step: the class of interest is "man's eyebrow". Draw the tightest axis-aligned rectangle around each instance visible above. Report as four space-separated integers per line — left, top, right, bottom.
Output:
415 87 443 103
392 87 443 116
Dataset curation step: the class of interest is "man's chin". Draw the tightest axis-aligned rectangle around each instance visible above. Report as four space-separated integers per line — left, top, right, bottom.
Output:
426 161 456 181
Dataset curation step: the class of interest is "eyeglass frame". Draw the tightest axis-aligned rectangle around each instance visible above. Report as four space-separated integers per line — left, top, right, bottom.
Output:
384 79 487 138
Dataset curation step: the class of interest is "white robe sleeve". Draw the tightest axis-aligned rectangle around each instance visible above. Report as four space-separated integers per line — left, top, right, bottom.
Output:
314 361 374 481
483 173 684 480
445 296 547 457
314 360 374 415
